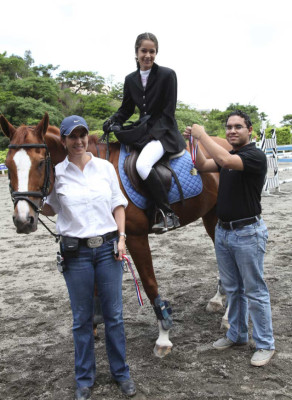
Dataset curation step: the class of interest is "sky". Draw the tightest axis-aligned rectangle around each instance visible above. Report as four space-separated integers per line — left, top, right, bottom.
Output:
1 0 291 126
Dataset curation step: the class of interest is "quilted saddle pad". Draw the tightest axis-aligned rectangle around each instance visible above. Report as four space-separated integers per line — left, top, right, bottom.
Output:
118 144 202 210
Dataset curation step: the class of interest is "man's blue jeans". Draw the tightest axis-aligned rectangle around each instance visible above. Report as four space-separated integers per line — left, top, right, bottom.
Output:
215 219 275 350
63 237 130 388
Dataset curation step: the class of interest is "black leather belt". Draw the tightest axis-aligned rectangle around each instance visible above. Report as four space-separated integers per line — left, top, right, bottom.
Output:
79 230 118 248
218 215 261 230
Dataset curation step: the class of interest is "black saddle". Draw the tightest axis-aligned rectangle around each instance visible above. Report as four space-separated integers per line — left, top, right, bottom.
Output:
124 147 185 200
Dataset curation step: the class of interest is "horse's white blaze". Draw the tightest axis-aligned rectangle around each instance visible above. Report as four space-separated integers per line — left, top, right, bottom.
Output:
13 149 31 219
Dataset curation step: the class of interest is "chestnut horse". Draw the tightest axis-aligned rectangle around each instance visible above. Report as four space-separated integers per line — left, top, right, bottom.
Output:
1 113 230 357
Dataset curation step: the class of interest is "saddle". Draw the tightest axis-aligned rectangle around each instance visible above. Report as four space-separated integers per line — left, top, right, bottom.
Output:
124 147 185 200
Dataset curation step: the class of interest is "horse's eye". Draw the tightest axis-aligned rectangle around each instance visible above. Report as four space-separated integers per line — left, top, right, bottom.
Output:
38 160 45 170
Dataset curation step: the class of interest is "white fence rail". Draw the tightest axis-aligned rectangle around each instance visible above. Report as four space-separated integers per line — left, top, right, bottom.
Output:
260 127 292 192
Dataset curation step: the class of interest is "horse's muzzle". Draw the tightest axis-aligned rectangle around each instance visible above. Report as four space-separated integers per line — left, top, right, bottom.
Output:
13 209 38 234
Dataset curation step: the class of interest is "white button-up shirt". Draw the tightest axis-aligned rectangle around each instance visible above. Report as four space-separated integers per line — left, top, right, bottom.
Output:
45 153 128 238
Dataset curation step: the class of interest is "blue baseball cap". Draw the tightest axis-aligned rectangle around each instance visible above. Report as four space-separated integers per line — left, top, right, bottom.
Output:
60 115 89 136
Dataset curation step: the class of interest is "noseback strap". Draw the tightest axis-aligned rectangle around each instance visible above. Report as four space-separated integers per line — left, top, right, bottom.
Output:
8 144 48 149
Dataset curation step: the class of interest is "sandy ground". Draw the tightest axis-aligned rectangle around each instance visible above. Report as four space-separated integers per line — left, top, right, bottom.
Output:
1 166 292 400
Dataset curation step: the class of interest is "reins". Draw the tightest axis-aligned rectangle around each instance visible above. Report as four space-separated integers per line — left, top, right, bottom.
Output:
98 131 110 160
38 216 60 242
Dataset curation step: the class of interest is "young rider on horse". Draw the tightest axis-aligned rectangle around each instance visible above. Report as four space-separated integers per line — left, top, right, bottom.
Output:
103 32 186 233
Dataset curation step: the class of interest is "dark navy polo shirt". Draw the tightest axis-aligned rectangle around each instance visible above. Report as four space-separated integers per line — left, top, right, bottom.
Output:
216 143 267 222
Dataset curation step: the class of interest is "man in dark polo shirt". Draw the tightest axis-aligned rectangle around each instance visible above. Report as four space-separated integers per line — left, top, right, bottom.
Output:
184 110 275 367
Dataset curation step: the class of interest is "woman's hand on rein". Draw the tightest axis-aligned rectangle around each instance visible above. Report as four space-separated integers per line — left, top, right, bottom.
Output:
116 236 126 261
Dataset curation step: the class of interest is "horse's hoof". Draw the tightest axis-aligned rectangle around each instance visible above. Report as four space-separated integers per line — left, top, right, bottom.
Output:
220 317 230 330
206 300 224 313
153 344 173 358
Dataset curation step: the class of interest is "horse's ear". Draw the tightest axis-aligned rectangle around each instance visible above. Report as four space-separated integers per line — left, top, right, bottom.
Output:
35 113 49 140
0 115 16 140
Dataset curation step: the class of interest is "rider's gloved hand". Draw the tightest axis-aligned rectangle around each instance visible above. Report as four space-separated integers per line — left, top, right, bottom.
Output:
103 118 113 133
111 123 122 132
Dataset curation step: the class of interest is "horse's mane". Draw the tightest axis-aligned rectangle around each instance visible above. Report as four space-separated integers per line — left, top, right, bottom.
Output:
47 125 60 136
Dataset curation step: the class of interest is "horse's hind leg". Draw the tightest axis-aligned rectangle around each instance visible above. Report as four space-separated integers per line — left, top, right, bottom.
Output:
126 233 173 357
202 206 226 312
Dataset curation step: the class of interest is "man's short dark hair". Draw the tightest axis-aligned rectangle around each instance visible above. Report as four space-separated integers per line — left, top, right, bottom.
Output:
226 110 252 129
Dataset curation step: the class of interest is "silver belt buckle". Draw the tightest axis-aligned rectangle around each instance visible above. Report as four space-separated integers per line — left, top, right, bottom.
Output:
87 236 103 248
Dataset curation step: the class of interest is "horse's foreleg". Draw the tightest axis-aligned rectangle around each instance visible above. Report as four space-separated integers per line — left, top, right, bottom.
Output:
126 234 173 357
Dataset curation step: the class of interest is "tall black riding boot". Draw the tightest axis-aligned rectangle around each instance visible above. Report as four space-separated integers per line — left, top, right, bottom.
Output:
143 168 180 233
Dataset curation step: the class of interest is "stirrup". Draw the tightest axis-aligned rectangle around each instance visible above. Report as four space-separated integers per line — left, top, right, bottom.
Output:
152 209 180 234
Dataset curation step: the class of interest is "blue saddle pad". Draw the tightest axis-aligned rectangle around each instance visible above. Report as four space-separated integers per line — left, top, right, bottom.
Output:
118 144 203 210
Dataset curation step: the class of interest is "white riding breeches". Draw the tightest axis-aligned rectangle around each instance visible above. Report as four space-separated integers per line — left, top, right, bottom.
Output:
136 140 165 181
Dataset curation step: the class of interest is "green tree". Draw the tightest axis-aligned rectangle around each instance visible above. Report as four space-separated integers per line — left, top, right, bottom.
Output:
175 102 204 133
0 52 31 81
23 50 34 68
32 64 59 78
83 94 117 120
109 82 124 101
202 109 226 137
9 77 60 107
281 114 292 126
4 97 63 126
265 126 291 145
58 89 85 117
56 71 105 94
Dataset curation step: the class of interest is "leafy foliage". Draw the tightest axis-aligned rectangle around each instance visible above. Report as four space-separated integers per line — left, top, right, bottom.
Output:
265 126 291 145
1 50 290 151
9 77 60 107
0 137 9 151
56 71 105 94
0 149 8 163
3 97 63 126
281 114 292 127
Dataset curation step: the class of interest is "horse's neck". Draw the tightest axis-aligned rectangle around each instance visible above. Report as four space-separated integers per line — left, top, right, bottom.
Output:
45 133 66 165
89 140 120 168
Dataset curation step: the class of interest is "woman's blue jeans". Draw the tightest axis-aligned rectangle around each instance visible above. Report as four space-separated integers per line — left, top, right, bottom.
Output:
215 219 275 350
63 238 130 388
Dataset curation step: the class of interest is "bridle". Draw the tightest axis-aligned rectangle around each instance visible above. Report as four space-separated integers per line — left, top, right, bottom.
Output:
8 142 53 213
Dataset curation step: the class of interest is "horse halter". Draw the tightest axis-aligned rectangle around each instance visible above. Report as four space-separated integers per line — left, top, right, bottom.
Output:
8 143 53 213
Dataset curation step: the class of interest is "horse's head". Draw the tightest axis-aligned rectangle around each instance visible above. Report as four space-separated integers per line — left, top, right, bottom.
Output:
0 113 54 234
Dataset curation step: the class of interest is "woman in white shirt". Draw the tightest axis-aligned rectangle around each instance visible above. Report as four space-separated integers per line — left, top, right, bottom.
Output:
42 115 136 400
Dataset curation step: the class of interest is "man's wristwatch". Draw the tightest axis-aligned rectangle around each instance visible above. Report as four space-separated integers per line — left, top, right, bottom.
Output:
119 232 126 239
